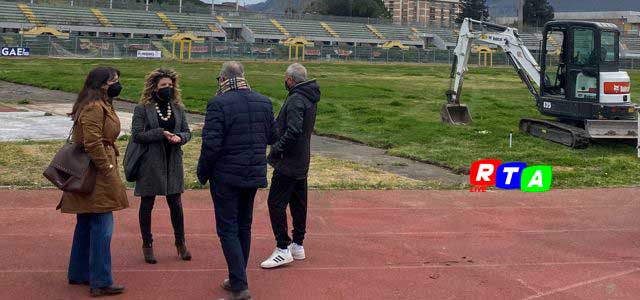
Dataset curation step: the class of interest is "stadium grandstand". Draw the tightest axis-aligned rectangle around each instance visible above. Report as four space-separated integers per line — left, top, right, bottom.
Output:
0 1 442 49
1 0 640 63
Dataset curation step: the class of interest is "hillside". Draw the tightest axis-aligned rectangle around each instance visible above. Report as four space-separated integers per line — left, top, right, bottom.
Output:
488 0 640 17
247 0 312 13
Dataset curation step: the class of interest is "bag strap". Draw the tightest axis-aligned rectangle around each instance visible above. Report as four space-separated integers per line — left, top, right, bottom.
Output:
66 121 77 144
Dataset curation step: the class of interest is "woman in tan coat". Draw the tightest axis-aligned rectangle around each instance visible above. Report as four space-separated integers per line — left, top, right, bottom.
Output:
58 66 129 297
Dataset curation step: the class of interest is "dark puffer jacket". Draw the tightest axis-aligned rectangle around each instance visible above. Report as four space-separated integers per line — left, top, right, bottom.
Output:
197 89 278 188
269 79 321 179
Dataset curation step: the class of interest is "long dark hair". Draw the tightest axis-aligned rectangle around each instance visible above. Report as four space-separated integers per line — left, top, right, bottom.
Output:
70 66 120 120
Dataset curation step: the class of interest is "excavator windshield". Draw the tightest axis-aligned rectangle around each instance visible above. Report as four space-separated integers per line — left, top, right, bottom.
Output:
572 28 596 67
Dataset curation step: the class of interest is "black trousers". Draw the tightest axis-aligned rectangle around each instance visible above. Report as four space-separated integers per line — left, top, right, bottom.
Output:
267 171 308 250
211 183 257 292
139 193 185 247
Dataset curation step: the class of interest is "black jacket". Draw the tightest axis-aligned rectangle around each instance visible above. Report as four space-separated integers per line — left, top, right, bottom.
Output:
197 89 278 188
269 80 321 179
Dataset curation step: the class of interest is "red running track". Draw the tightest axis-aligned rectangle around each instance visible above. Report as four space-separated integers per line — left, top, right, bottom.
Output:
1 189 639 300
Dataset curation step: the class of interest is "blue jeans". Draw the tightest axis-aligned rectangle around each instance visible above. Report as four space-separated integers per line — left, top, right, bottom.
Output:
68 212 114 289
211 183 257 292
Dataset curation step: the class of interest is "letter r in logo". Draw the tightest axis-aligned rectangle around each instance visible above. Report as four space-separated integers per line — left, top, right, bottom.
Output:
470 159 501 186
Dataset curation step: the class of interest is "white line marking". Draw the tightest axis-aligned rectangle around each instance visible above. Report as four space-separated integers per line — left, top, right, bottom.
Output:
1 204 639 211
2 261 640 274
521 267 640 300
517 279 543 296
1 228 639 238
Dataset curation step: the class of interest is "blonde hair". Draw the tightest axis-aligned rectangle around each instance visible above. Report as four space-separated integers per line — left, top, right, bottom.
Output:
140 68 182 106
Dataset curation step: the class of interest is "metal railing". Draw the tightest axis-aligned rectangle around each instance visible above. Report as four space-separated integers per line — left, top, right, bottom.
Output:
1 34 640 70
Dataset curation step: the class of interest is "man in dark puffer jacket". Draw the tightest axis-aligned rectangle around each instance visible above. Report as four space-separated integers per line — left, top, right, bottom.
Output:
197 61 277 300
260 63 321 269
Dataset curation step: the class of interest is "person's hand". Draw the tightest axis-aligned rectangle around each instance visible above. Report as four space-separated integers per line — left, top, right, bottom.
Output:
170 135 182 144
163 131 174 140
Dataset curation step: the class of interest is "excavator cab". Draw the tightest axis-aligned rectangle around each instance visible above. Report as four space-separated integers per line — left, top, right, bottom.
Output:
539 21 634 121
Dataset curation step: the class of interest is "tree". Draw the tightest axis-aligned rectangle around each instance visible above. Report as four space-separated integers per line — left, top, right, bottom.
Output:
304 0 390 19
456 0 489 23
523 0 554 27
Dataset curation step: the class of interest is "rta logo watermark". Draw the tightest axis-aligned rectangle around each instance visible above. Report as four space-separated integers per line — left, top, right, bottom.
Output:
469 159 552 192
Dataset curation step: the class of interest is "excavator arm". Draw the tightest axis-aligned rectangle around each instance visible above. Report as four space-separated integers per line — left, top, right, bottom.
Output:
443 18 542 124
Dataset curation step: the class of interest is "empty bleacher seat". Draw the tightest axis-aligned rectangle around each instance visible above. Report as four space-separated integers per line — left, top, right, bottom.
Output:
0 3 30 24
623 37 640 51
29 5 101 27
100 8 166 29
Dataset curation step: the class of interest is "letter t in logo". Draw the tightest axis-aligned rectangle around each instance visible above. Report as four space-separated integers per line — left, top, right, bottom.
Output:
496 162 527 189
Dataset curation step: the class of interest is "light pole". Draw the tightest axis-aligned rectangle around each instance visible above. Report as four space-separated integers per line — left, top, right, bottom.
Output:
518 0 525 28
211 0 215 15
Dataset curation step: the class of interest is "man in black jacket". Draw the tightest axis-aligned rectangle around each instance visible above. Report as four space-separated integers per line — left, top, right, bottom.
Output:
260 63 321 269
197 61 277 300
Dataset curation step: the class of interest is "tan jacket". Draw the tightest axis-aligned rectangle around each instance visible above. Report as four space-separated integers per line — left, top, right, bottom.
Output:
59 100 129 214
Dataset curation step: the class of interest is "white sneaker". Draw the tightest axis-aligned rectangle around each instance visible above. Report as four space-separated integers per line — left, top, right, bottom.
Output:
260 248 293 269
288 243 306 260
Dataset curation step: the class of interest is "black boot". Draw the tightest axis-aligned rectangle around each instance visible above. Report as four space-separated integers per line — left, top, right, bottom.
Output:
231 289 252 300
143 245 157 264
90 285 125 297
176 243 192 261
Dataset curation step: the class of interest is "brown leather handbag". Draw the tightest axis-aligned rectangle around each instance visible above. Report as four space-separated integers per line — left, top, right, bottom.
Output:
43 123 97 194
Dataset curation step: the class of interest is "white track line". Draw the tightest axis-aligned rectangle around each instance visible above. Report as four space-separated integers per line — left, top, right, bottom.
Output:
1 228 639 238
521 267 640 300
3 261 640 274
1 204 639 211
2 229 640 239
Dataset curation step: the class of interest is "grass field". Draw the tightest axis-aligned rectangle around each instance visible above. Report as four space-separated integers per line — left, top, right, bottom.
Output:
0 137 428 190
0 58 639 188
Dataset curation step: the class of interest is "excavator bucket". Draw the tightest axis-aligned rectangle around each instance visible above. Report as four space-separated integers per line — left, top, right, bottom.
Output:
441 103 472 125
584 120 638 139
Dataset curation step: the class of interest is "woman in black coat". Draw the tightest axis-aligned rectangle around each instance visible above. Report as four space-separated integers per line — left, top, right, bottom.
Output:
131 68 191 264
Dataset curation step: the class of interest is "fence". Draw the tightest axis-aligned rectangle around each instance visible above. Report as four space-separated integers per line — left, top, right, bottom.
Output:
2 34 640 70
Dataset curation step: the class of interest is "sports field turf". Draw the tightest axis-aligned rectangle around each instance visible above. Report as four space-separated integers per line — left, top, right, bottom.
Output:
0 58 639 188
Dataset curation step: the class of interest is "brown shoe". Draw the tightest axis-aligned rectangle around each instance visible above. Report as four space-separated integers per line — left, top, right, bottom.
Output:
143 246 157 264
90 285 125 297
221 278 232 291
230 289 251 300
176 244 192 261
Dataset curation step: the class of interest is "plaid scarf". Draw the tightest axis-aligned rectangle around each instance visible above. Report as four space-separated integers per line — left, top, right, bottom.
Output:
217 77 251 96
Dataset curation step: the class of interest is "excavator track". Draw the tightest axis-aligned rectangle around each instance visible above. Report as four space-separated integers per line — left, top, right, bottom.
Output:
519 118 591 148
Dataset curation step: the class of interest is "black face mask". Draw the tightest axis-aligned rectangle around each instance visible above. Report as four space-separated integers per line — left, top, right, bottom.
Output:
107 82 122 98
156 87 174 103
